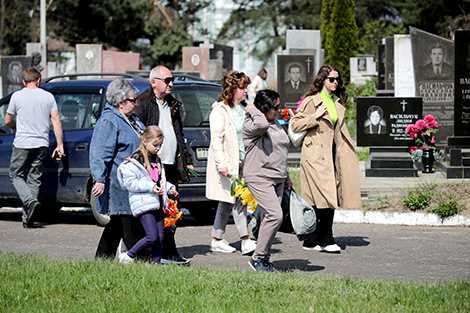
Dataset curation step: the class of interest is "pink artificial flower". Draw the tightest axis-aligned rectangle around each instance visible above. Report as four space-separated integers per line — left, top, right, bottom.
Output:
405 125 415 134
410 146 418 154
429 120 438 128
415 119 426 130
424 115 435 122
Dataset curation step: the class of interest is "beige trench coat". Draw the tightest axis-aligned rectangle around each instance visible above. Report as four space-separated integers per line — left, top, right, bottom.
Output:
290 94 361 209
205 101 240 204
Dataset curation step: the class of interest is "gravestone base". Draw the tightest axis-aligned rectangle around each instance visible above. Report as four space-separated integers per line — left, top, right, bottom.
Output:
443 137 470 178
365 147 418 177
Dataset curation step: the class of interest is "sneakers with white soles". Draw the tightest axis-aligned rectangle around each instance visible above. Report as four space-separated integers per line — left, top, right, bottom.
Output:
241 239 257 255
210 239 236 253
324 244 341 253
119 253 135 264
302 245 324 252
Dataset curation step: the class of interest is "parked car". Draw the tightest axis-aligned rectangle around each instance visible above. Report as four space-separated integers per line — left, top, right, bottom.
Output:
0 73 221 225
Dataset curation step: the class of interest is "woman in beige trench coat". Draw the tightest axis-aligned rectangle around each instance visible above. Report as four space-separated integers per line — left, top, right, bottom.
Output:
206 71 257 255
290 64 361 253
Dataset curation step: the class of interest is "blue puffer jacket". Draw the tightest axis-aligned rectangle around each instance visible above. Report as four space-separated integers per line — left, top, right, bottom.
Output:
117 157 174 217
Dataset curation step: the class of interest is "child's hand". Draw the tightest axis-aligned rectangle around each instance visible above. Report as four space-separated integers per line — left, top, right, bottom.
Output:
169 187 179 197
153 185 164 195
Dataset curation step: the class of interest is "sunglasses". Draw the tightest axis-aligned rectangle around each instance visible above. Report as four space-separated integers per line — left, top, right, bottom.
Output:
154 77 175 84
272 105 280 111
126 98 138 104
326 77 340 83
233 72 245 79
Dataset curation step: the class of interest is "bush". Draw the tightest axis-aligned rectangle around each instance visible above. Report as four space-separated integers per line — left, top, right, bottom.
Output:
430 200 460 219
402 191 430 211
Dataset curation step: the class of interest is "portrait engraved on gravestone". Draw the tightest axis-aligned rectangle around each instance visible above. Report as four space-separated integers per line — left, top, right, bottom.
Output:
358 58 367 71
277 55 315 109
357 97 422 147
209 43 233 75
1 56 33 96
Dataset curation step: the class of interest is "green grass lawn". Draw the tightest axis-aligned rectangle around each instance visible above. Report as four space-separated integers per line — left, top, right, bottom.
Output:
0 251 468 312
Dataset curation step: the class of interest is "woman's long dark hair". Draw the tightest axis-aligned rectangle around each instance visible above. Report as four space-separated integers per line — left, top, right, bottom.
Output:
305 64 348 103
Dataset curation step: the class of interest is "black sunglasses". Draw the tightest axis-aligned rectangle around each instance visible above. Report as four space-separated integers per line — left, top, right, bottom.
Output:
154 77 175 84
326 77 340 83
233 72 245 79
126 98 138 104
272 105 280 111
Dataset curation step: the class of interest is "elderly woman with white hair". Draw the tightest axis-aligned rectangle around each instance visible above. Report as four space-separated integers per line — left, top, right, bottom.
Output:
90 78 146 259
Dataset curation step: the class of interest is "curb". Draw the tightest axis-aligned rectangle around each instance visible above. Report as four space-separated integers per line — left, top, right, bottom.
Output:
335 209 470 226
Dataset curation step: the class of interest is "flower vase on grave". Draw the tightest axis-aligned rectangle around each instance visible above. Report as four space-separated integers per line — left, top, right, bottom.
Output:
421 148 434 173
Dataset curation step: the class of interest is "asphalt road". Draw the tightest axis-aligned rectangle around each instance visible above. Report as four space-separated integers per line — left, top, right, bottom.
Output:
0 208 469 283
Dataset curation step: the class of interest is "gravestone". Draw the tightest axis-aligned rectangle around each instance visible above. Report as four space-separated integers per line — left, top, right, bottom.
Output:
394 35 415 97
350 55 377 86
410 27 454 145
1 55 32 95
26 43 47 77
378 44 386 90
102 51 140 74
208 59 223 81
209 43 233 75
182 47 209 80
76 44 102 76
286 30 322 76
357 97 423 177
277 55 315 109
384 37 394 91
445 30 470 179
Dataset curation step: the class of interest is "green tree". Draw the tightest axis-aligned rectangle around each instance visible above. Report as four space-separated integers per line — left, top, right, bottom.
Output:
358 20 407 57
218 0 322 66
322 0 359 81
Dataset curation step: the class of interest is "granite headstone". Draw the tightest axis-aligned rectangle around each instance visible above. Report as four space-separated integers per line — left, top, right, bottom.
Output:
1 56 32 95
26 43 47 77
209 43 233 75
378 44 386 90
182 47 209 80
102 51 140 74
286 30 322 76
453 30 470 137
394 35 415 97
277 55 315 109
76 44 103 77
384 37 394 91
410 27 454 144
350 55 377 86
356 97 422 147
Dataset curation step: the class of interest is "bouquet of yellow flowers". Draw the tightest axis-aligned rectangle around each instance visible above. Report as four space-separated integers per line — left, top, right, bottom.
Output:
164 198 183 227
228 174 258 212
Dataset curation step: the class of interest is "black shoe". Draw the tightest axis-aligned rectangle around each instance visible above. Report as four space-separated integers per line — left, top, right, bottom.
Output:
26 201 41 228
161 254 190 265
23 222 34 228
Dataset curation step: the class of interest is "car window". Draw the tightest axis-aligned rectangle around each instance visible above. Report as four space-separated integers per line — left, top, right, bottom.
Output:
54 94 102 130
0 102 15 134
172 85 220 127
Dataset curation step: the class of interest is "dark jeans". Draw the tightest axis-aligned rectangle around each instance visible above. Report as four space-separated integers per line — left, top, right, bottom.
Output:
95 215 145 259
162 163 179 258
128 210 164 263
304 208 336 247
9 146 47 223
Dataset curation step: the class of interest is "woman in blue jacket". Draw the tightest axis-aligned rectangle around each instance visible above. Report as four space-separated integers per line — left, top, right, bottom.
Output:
118 126 177 264
90 78 146 259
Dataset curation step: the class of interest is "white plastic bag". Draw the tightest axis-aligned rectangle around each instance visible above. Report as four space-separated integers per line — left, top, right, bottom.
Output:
287 109 307 148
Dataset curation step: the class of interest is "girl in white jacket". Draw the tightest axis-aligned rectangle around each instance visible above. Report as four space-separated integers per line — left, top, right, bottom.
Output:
118 126 177 264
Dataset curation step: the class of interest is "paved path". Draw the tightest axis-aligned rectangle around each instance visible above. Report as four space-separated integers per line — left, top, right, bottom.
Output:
0 208 469 283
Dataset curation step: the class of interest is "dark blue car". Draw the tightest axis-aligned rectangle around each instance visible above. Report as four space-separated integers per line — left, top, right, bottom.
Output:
0 73 221 224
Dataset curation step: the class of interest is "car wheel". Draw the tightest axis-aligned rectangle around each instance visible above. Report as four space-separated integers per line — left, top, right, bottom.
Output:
188 202 218 225
90 195 110 226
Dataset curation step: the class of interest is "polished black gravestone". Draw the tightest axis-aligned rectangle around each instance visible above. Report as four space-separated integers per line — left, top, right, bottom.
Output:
378 44 386 90
1 55 33 96
443 30 470 178
357 97 422 177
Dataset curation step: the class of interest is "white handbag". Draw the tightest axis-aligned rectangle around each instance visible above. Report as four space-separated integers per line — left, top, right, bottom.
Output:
287 109 307 148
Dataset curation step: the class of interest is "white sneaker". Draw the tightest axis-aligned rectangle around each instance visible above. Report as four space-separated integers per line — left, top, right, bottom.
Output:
302 245 324 252
241 239 257 255
119 253 135 264
324 244 341 253
210 239 236 253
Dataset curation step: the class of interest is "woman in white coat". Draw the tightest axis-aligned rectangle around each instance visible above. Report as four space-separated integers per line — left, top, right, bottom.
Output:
206 71 257 254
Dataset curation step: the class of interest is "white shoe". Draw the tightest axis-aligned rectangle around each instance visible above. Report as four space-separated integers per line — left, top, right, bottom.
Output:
302 245 324 252
324 244 341 253
119 253 135 264
210 239 236 253
241 239 257 255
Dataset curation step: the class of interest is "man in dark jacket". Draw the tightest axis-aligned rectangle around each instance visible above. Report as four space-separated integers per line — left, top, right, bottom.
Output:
135 65 194 265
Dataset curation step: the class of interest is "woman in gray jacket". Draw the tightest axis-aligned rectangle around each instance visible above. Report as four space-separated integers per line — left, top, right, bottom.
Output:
243 89 293 272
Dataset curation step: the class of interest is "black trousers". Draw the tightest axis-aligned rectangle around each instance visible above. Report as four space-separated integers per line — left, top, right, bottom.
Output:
95 215 144 259
304 208 336 247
